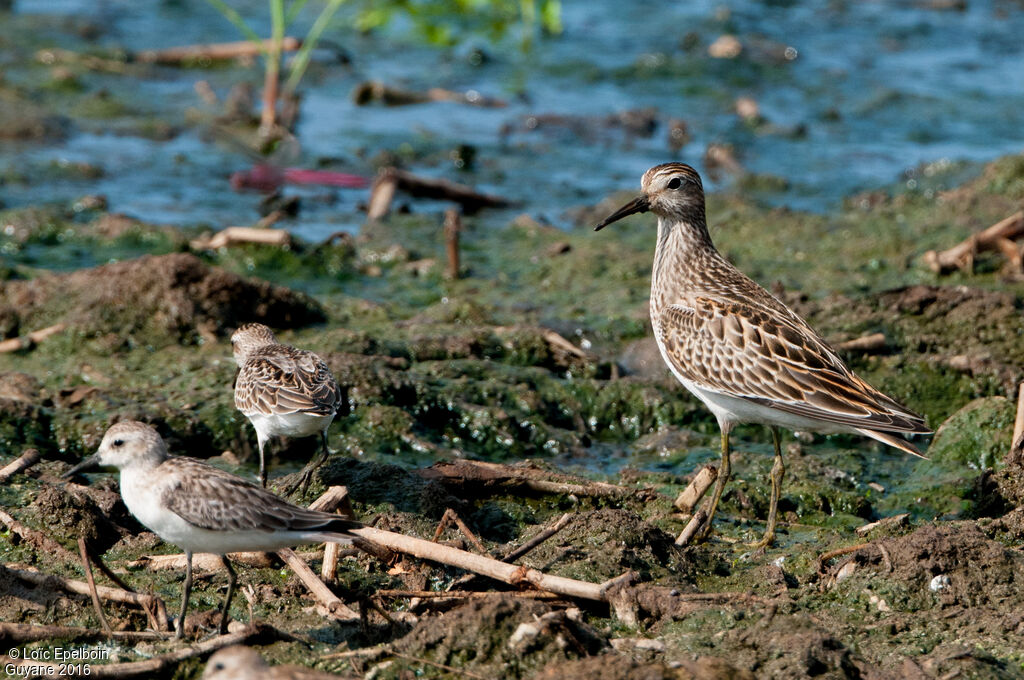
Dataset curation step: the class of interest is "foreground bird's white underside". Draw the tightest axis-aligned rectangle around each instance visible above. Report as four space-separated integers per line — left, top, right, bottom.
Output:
118 464 352 554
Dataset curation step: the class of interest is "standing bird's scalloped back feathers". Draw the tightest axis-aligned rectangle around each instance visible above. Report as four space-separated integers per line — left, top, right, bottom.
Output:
594 162 930 548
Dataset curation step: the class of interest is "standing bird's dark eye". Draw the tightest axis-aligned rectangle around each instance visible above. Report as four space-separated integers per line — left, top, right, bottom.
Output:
112 439 124 448
667 177 682 189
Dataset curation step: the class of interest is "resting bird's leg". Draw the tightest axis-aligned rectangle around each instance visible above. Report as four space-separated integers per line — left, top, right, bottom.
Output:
218 556 237 635
698 427 732 540
175 549 193 640
749 426 785 550
283 430 331 496
256 433 268 488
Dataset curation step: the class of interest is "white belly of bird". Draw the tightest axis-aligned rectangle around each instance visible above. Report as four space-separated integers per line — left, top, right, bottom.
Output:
248 411 332 439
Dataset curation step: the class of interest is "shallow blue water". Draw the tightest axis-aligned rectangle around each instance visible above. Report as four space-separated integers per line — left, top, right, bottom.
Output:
3 0 1023 240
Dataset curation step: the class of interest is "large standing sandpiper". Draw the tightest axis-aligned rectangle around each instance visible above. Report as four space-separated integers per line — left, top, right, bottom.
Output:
232 323 341 491
64 421 361 639
595 163 930 547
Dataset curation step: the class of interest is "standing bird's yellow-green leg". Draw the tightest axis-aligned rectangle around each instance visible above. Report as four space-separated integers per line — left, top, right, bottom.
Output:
697 427 732 540
749 427 785 549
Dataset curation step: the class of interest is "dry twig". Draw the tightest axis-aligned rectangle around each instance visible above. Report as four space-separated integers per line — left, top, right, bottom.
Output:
0 448 42 483
136 37 301 64
675 510 708 546
418 460 652 501
1010 382 1024 466
834 332 887 353
502 513 572 564
389 650 490 680
277 548 359 621
352 526 622 602
924 211 1024 274
366 167 509 220
124 551 296 571
432 508 489 556
674 466 717 513
77 538 112 634
190 226 290 251
0 323 68 353
309 486 354 582
376 589 560 601
444 209 462 279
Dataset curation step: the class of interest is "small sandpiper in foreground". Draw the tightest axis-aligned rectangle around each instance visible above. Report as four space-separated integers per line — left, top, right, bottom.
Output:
595 163 931 548
64 421 361 639
232 323 341 491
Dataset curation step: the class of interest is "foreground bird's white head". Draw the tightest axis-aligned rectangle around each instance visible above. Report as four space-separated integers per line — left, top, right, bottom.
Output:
202 646 270 680
594 162 706 230
63 420 168 477
231 323 278 364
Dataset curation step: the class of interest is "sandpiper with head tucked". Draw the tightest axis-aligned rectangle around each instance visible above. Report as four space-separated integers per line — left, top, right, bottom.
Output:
595 163 930 547
231 323 341 491
202 645 351 680
64 421 361 639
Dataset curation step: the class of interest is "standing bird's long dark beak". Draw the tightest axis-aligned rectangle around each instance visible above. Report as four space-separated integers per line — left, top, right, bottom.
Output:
63 453 102 479
594 195 650 231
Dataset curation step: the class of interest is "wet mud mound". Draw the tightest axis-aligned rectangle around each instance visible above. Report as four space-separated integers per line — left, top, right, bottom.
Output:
24 482 138 554
524 509 693 585
0 253 324 347
721 615 865 679
827 522 1024 611
392 596 606 679
531 654 754 680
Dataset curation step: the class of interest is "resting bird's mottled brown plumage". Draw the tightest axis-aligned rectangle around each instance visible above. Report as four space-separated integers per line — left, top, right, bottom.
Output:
232 323 341 490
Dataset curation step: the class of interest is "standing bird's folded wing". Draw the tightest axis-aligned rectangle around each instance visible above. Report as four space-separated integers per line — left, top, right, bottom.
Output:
657 299 930 439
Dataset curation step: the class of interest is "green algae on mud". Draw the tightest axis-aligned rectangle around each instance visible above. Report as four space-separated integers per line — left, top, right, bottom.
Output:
1 155 1024 678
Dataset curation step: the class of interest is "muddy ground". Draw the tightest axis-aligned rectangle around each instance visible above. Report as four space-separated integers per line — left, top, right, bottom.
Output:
2 152 1024 678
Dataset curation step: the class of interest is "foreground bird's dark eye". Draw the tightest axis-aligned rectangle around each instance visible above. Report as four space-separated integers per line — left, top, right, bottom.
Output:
667 177 682 189
112 439 124 448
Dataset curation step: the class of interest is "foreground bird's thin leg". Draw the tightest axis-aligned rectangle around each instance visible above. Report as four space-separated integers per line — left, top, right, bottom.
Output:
175 549 193 640
283 430 331 495
698 428 732 540
749 427 785 550
219 556 237 634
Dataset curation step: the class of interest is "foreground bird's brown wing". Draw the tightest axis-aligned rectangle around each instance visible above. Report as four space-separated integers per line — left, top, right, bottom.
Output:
161 457 360 534
234 346 341 417
658 298 929 434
